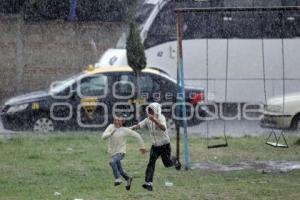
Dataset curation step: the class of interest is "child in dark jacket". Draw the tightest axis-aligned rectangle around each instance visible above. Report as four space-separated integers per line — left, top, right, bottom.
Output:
130 102 181 191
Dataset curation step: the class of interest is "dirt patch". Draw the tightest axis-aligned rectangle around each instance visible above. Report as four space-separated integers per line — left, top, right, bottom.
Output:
191 161 300 173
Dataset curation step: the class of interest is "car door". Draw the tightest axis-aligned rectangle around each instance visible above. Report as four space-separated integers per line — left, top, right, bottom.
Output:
76 73 111 129
111 72 137 124
137 73 161 119
147 73 177 119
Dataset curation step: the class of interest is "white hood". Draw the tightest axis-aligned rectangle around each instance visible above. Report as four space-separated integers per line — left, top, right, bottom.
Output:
268 92 300 105
267 92 300 115
143 102 170 146
146 102 162 117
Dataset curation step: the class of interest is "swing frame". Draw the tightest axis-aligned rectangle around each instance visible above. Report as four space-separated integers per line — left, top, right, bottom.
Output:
175 6 300 149
265 129 289 148
260 9 294 148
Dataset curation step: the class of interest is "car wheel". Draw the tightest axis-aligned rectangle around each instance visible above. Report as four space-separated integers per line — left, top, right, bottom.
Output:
33 117 54 133
291 114 300 131
166 118 176 134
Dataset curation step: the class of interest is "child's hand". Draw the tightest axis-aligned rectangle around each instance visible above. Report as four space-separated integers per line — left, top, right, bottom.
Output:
129 125 139 130
139 148 147 154
111 129 117 136
129 125 135 130
147 114 155 121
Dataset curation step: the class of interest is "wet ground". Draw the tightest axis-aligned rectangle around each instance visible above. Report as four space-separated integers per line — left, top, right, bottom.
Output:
191 161 300 173
185 120 300 138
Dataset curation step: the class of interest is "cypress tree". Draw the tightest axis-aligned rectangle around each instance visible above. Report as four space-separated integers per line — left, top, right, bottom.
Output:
126 18 146 72
126 14 147 121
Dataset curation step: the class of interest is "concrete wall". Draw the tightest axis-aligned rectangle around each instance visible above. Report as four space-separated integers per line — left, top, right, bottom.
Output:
0 15 125 104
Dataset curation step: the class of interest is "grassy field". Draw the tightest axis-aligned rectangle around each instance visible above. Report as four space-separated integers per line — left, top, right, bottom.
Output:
0 132 300 200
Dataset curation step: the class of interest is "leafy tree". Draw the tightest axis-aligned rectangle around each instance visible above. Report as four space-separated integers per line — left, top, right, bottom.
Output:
126 18 146 72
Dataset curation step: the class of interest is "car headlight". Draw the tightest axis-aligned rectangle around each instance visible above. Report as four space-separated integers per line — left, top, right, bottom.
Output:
7 104 28 114
265 105 282 113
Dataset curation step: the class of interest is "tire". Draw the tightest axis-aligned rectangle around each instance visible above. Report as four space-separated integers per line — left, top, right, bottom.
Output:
33 116 55 133
291 114 300 131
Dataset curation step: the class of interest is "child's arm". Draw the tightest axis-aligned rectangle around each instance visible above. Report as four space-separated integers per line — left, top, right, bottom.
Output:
148 115 167 131
123 128 146 153
130 118 147 130
102 125 116 140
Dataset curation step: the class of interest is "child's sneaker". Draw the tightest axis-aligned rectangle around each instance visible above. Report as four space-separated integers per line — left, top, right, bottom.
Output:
142 182 153 191
171 156 182 170
114 178 122 186
175 159 182 170
125 177 133 191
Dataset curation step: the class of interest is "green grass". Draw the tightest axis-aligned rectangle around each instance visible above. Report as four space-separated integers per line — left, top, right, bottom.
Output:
0 133 300 200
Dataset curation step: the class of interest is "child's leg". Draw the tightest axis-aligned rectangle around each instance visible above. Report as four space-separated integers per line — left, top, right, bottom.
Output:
145 145 160 183
160 143 174 167
116 154 130 180
161 143 181 170
109 154 122 180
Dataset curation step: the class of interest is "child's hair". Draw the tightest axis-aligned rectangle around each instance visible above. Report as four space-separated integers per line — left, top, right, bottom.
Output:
114 112 127 119
146 107 153 115
113 112 129 126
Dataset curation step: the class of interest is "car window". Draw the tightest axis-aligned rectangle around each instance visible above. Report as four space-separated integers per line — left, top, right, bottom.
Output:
139 73 161 94
152 77 161 92
115 73 135 97
135 2 155 30
144 3 177 49
144 0 299 48
139 75 153 93
79 74 108 97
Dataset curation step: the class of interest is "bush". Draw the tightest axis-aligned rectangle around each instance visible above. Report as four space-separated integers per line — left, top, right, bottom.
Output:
0 0 24 14
76 0 128 21
23 0 69 21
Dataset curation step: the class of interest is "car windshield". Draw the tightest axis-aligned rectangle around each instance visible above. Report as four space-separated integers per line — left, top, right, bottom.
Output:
48 73 83 94
116 1 155 49
134 1 155 29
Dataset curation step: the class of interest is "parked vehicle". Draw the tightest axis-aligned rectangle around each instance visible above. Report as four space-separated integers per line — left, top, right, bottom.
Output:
0 66 205 132
261 93 300 130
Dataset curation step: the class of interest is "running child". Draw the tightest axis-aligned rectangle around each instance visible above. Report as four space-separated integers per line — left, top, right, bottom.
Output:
102 113 147 190
130 102 181 191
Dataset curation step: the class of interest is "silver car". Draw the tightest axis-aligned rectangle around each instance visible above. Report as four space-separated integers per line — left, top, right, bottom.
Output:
261 93 300 130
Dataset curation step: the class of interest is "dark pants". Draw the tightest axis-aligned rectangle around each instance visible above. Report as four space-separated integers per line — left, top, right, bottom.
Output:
109 153 130 181
145 143 174 183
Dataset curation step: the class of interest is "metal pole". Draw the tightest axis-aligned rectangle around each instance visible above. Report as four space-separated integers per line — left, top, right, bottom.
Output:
176 124 180 160
68 0 77 21
176 12 190 170
175 11 181 164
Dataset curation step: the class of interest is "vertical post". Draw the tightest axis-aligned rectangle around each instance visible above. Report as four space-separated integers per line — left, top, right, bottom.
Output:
176 124 180 160
176 11 190 170
175 13 181 163
68 0 77 21
279 11 286 113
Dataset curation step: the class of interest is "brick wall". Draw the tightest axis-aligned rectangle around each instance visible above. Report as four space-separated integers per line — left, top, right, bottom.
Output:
0 15 125 104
